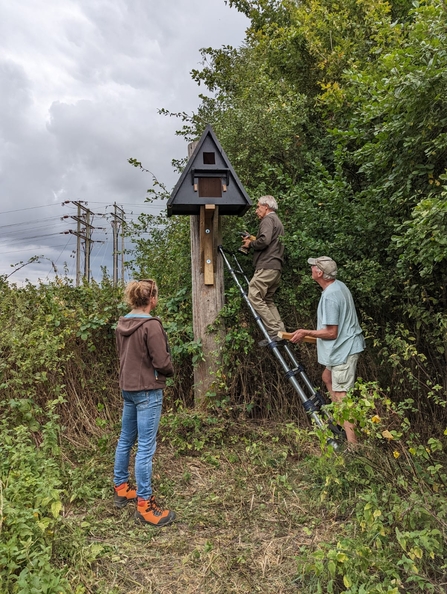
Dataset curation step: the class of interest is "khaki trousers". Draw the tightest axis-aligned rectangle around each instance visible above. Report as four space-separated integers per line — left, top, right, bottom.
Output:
248 268 286 337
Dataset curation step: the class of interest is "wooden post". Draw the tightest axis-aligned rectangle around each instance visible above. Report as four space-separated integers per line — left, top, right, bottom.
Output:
202 205 216 285
188 144 225 407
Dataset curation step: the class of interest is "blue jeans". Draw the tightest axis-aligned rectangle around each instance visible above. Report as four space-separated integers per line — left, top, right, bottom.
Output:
113 389 163 500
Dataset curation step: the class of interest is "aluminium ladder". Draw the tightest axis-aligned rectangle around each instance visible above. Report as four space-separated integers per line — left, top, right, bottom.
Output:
218 245 344 448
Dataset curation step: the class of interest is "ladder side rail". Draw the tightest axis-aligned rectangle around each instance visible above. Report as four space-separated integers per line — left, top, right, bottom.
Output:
283 336 336 423
269 345 325 429
218 246 271 342
218 245 340 444
230 250 251 286
225 250 320 390
219 245 322 417
283 344 321 395
223 246 325 403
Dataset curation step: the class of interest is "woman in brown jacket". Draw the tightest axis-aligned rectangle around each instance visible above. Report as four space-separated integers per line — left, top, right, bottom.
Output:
113 279 175 526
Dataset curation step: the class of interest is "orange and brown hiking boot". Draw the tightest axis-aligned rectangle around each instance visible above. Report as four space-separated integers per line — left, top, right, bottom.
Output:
135 495 176 527
114 482 137 508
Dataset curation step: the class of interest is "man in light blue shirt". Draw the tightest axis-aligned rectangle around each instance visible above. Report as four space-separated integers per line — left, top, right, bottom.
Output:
291 256 365 444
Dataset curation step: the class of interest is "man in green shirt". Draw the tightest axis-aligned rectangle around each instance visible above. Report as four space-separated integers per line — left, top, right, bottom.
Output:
290 256 365 444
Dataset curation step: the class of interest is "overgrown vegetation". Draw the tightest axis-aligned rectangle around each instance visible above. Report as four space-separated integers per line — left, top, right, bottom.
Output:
2 0 447 591
150 0 447 417
1 279 447 592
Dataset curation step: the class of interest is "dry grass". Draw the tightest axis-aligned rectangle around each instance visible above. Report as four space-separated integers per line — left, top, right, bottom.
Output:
66 421 339 594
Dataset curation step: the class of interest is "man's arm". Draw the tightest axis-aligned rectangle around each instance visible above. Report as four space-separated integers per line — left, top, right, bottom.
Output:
290 325 338 343
247 216 274 251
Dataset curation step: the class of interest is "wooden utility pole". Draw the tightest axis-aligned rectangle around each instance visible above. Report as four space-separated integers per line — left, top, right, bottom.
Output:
111 219 118 285
61 201 104 284
84 207 92 282
75 202 82 286
111 203 125 286
188 142 225 407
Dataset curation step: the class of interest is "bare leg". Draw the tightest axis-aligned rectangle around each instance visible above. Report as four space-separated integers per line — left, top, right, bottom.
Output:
322 368 357 444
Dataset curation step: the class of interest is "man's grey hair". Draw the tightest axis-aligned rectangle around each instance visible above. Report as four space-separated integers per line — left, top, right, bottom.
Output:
322 271 337 281
258 195 278 211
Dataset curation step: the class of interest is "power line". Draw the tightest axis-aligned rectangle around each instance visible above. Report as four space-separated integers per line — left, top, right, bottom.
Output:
91 235 112 278
89 201 164 209
53 236 74 266
0 200 159 282
1 224 67 239
0 203 62 215
0 215 63 231
0 201 164 214
0 244 70 255
1 232 64 245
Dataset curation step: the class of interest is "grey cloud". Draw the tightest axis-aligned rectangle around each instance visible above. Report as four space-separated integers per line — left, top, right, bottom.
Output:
0 0 248 284
0 60 33 139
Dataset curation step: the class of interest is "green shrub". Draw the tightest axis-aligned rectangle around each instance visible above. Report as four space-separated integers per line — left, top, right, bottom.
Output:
0 399 71 593
295 382 447 593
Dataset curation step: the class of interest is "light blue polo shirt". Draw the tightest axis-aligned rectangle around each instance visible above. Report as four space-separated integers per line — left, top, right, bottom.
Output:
316 280 365 366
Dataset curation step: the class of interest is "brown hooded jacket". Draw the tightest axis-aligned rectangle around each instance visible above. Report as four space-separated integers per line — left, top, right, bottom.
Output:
115 315 174 391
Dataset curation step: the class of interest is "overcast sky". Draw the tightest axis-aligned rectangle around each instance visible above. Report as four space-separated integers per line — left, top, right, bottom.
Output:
0 0 248 285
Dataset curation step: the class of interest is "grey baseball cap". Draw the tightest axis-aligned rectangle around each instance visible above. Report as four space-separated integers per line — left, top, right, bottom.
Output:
308 256 338 276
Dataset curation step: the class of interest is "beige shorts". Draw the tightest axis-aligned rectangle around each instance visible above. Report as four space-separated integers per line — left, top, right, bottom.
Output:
327 353 360 392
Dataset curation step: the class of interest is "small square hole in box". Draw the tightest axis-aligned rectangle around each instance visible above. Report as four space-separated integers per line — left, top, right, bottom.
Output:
203 152 216 164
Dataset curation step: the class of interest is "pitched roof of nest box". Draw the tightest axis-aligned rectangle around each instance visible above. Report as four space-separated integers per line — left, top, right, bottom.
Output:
167 124 252 217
